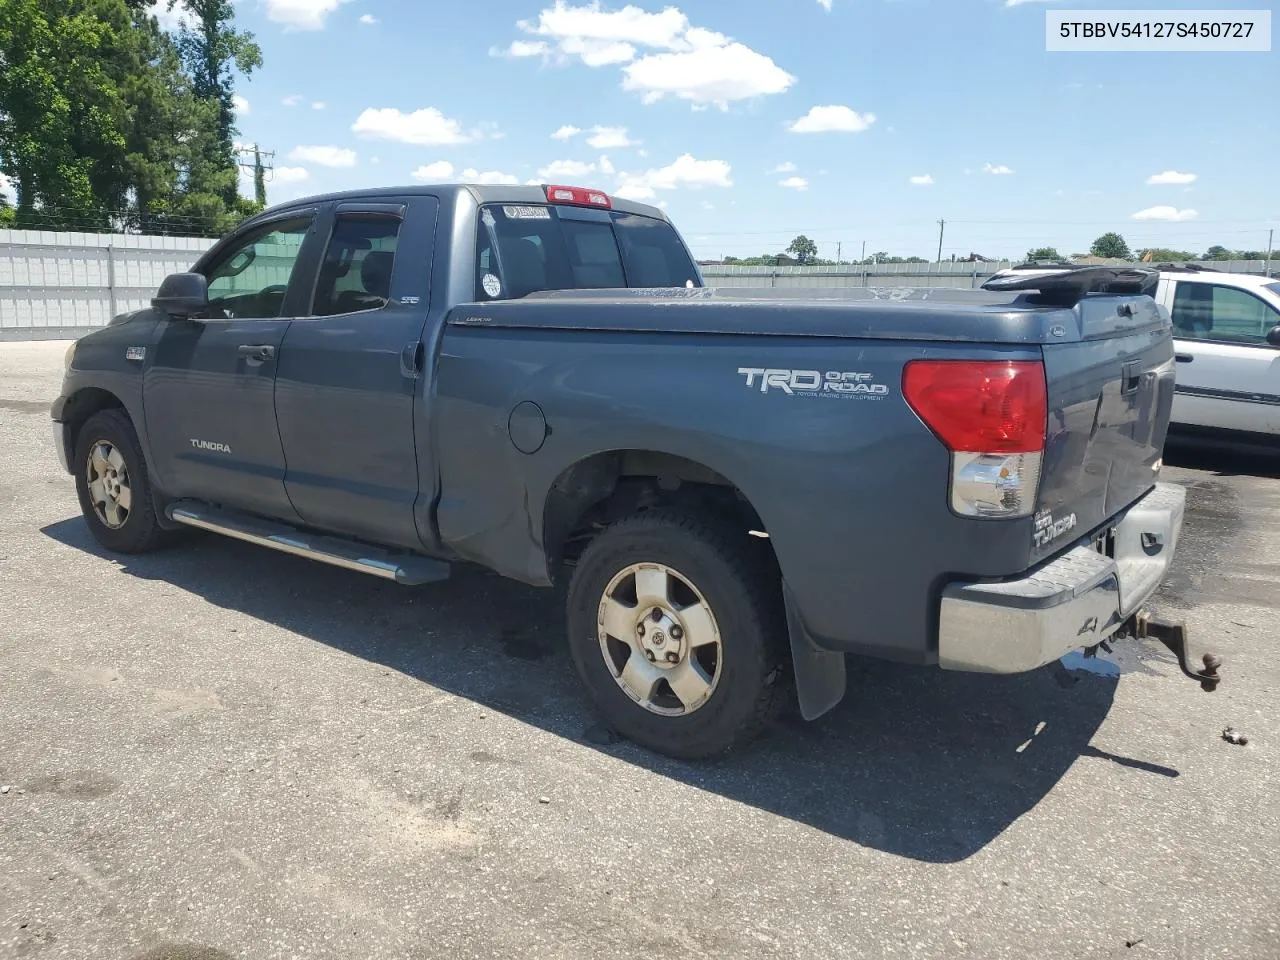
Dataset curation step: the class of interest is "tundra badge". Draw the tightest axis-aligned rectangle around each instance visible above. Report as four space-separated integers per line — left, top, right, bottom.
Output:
190 439 232 454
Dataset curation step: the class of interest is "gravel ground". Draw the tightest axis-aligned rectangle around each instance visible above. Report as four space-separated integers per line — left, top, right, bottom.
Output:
1 339 1277 960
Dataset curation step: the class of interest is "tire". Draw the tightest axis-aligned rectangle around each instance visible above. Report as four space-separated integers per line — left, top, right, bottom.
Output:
566 509 793 760
74 408 168 554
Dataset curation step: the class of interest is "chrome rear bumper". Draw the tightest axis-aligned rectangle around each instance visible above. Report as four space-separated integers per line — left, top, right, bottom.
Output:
938 482 1185 674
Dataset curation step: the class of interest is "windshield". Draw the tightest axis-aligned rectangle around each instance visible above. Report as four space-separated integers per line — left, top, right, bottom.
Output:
474 203 700 301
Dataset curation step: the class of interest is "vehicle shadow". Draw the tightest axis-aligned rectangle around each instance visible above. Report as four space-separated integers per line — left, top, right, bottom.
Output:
42 517 1164 864
1164 438 1280 479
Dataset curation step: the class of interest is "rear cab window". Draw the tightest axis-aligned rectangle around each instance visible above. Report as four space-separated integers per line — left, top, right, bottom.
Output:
474 203 700 301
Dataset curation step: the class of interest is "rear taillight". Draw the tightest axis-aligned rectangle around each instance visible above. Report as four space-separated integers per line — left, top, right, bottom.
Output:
903 360 1047 518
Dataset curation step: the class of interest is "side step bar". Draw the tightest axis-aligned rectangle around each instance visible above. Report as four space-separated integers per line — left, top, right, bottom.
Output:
166 501 451 586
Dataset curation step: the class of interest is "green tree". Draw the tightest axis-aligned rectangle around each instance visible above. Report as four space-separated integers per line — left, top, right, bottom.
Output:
1089 232 1133 260
786 234 818 265
1136 247 1197 263
0 0 135 228
174 0 261 206
252 144 266 207
1202 245 1233 260
1025 246 1062 261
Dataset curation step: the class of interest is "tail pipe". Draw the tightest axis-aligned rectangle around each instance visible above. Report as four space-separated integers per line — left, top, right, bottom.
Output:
1130 610 1223 692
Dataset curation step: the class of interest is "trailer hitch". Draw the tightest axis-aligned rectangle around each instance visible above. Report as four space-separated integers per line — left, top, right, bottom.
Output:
1129 610 1223 692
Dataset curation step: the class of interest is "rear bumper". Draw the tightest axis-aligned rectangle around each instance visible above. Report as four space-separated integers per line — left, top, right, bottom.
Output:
938 482 1185 674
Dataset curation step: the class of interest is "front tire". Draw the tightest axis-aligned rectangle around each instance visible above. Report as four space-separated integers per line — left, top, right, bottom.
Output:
566 510 793 759
74 409 168 554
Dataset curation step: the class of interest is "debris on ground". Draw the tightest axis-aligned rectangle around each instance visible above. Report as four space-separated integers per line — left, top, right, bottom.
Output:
538 796 551 804
1125 936 1145 948
1222 727 1249 746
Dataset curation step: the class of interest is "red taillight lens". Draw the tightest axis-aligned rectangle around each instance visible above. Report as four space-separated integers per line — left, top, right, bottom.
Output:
903 360 1047 454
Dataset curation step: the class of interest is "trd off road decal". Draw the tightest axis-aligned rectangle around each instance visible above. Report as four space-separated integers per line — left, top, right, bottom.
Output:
738 367 890 400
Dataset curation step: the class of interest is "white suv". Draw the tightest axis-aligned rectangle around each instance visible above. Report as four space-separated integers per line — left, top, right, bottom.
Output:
1154 266 1280 442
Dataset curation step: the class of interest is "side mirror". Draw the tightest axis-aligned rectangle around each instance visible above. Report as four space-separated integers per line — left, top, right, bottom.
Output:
152 272 208 319
1268 324 1280 347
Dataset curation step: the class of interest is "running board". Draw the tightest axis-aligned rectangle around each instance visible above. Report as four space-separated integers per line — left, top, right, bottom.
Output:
165 501 451 586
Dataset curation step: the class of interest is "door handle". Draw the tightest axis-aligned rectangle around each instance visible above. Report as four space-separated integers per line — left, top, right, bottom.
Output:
400 340 424 379
1175 353 1193 363
237 344 276 362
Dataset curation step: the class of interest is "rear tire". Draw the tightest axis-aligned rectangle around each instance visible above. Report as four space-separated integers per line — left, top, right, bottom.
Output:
566 509 793 760
74 409 168 554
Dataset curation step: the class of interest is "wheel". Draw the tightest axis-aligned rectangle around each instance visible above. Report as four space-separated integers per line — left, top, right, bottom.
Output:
566 510 793 759
74 409 168 554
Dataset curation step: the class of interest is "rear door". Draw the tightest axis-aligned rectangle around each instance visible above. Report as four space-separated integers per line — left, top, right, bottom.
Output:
1166 279 1280 436
1033 295 1175 563
274 197 439 549
144 211 320 521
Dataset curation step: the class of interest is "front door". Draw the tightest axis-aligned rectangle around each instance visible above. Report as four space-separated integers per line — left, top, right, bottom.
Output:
1169 279 1280 435
274 197 439 549
143 211 321 520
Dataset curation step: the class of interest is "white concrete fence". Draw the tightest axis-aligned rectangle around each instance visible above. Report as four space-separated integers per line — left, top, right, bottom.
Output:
2 227 1276 340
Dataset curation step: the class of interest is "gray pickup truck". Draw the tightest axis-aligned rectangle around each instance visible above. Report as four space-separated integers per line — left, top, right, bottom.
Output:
51 183 1221 759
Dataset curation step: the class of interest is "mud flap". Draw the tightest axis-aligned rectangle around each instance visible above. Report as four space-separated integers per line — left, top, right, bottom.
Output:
783 581 847 720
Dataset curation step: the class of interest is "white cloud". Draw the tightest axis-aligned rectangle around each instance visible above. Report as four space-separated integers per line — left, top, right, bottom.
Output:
461 168 520 185
359 14 378 25
282 94 303 107
614 153 732 200
771 161 797 174
273 166 310 183
983 162 1014 175
1131 206 1199 222
539 158 597 179
311 101 326 110
551 125 582 140
586 125 636 149
0 172 15 203
779 176 808 190
232 94 250 115
289 145 357 168
817 0 832 8
1005 0 1052 5
352 107 475 145
264 0 350 31
495 39 553 57
789 105 876 134
623 40 794 108
598 155 615 174
909 174 934 185
412 161 456 181
504 3 794 108
154 1 195 30
1147 170 1197 185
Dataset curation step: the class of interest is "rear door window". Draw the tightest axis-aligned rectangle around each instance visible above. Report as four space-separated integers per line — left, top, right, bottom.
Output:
311 214 402 316
474 204 698 301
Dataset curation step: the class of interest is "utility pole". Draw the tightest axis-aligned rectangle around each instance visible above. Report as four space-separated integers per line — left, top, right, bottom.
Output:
936 219 946 263
836 241 842 264
1266 228 1274 268
860 240 866 263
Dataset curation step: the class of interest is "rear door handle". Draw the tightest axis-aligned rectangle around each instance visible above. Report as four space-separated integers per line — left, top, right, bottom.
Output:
237 344 276 362
1175 353 1194 363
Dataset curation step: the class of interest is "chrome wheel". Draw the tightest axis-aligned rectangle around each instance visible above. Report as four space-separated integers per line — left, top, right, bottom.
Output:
596 562 723 717
86 440 132 530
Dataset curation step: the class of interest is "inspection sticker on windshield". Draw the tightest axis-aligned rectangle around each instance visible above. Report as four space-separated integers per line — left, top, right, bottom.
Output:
738 368 889 400
481 273 503 298
502 205 552 220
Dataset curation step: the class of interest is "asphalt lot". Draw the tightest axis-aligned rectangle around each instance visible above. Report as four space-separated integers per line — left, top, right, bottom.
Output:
1 338 1278 960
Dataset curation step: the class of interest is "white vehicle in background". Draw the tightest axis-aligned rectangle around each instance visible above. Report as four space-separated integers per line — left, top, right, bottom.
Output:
1152 265 1280 446
988 262 1280 448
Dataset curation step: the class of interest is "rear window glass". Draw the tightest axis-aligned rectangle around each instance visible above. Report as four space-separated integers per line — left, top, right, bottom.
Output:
474 204 699 301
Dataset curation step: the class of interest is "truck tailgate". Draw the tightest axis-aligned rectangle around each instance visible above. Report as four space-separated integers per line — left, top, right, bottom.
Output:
1034 303 1175 563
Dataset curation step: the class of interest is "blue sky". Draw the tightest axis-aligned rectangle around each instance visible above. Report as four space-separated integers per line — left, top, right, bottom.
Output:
187 0 1275 260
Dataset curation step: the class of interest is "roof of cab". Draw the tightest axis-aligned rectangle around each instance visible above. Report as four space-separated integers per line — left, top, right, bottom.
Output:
255 182 670 223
